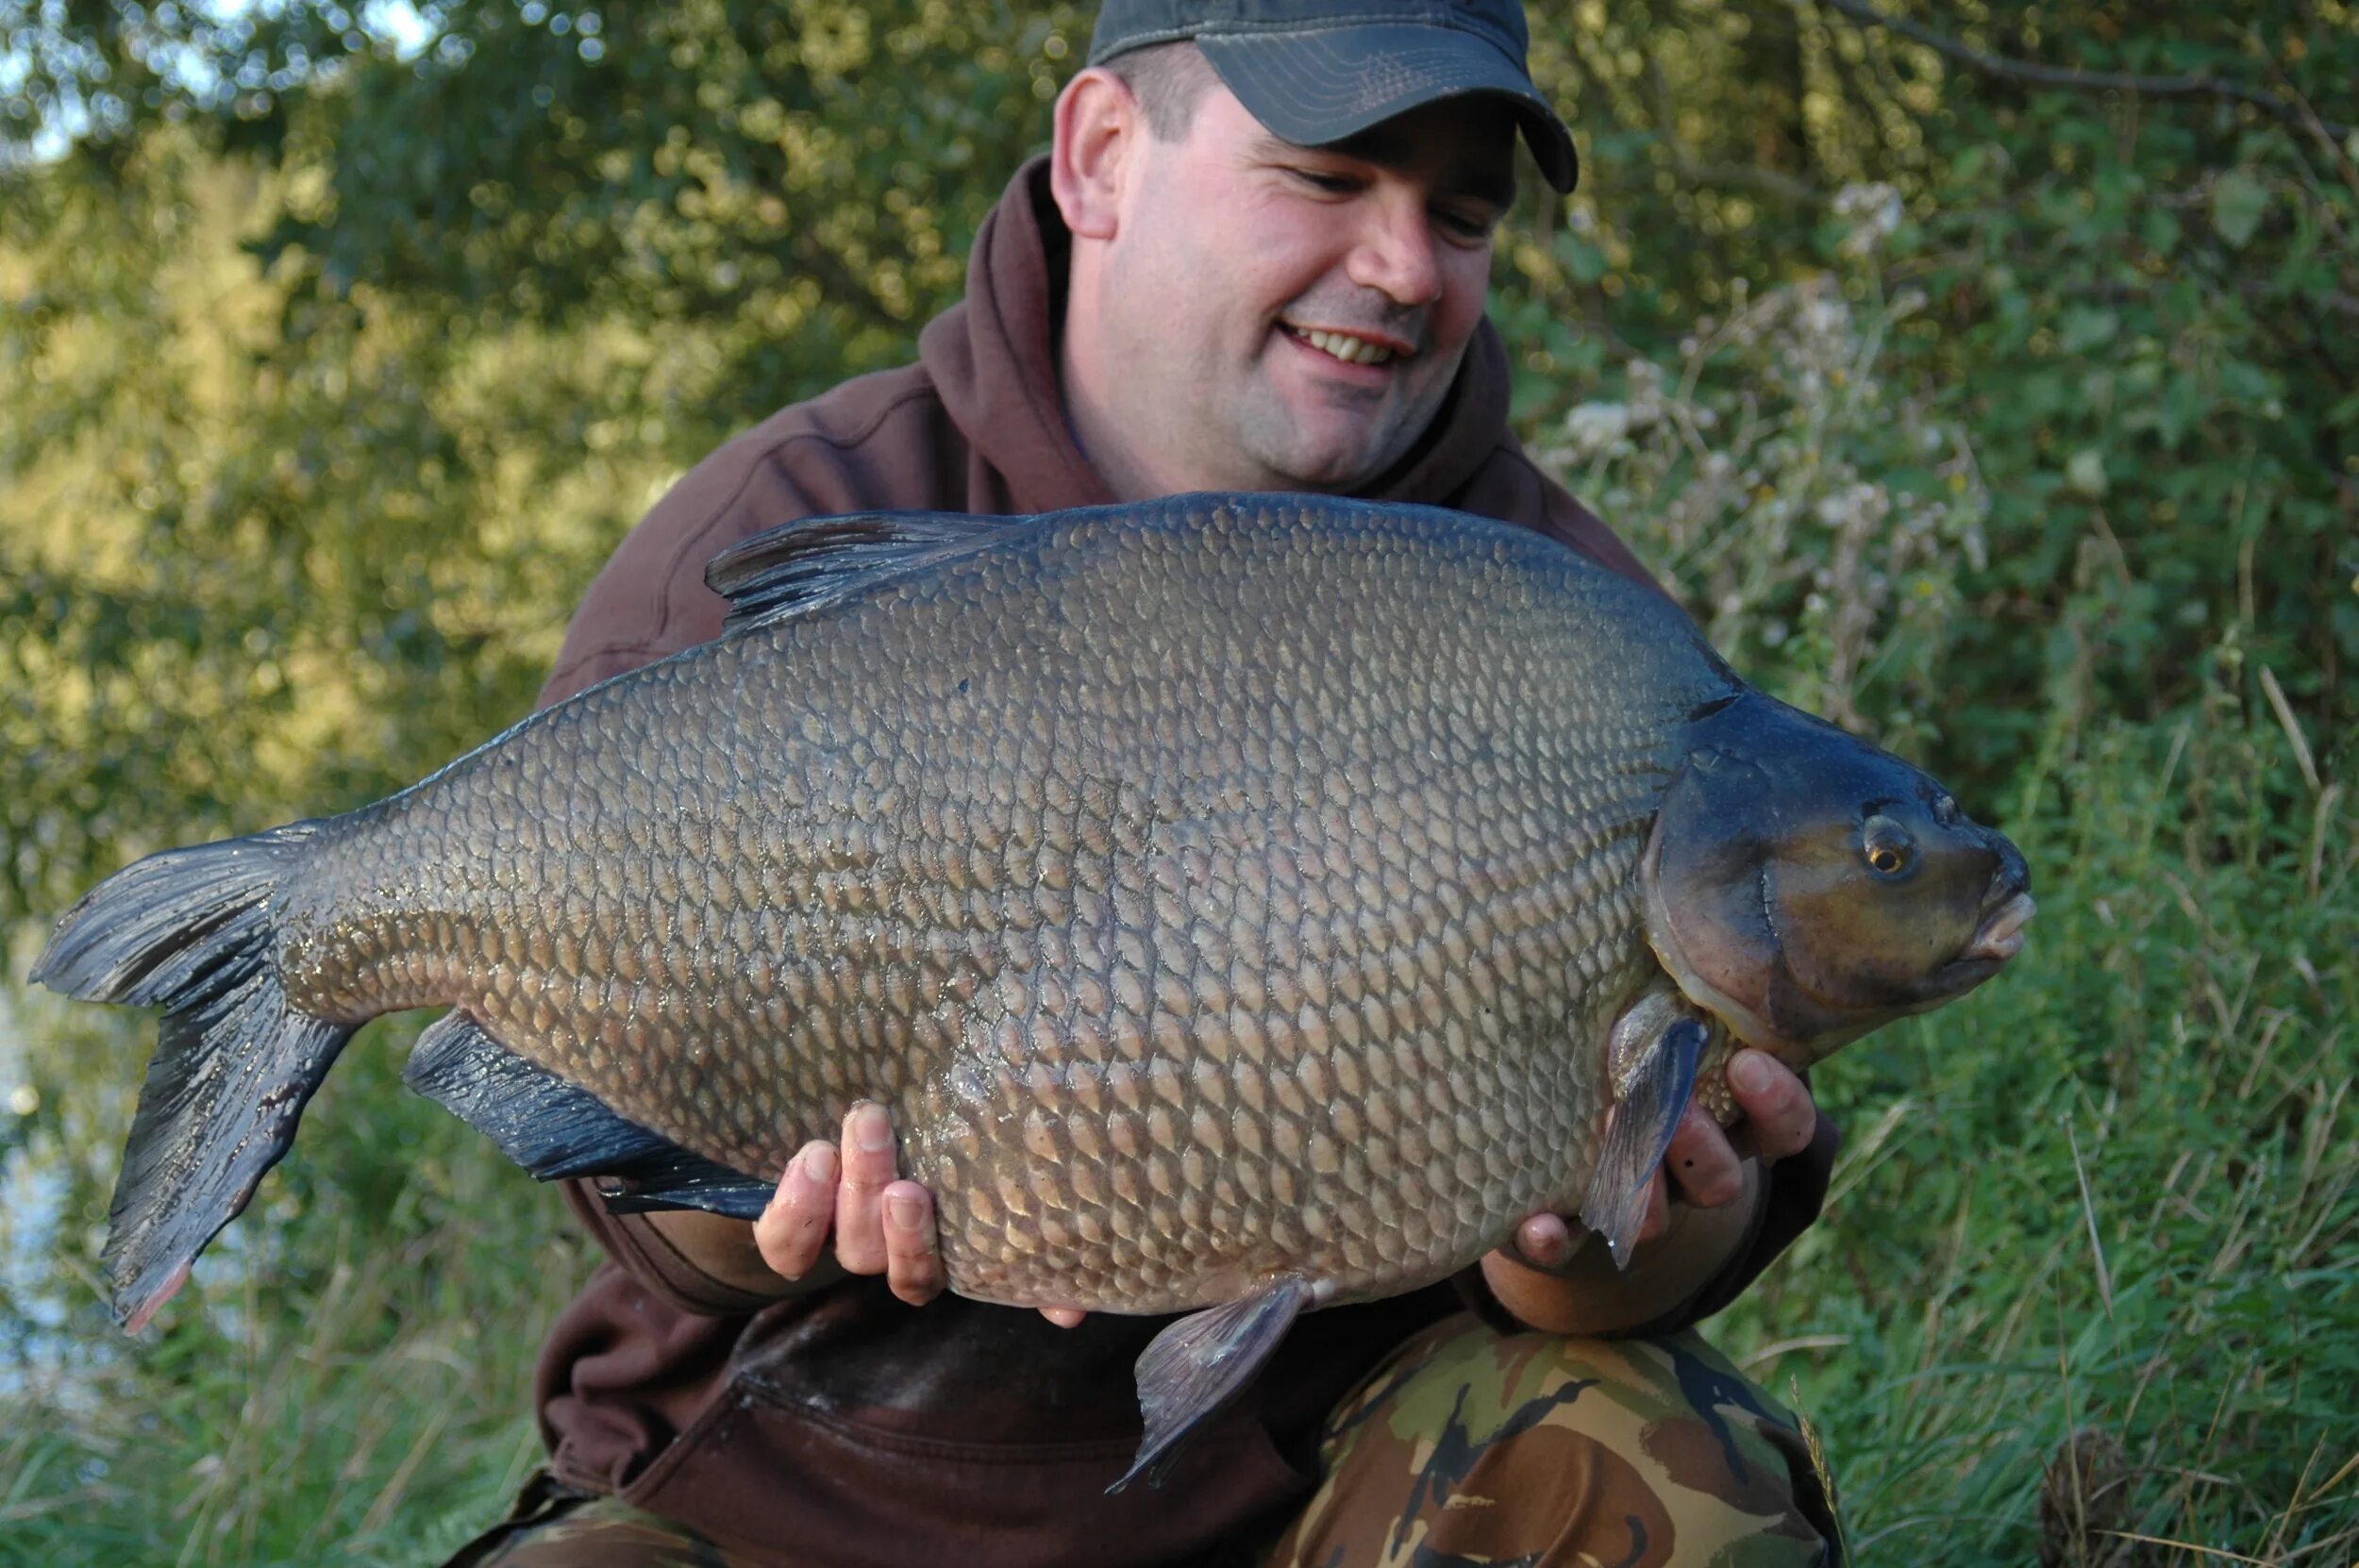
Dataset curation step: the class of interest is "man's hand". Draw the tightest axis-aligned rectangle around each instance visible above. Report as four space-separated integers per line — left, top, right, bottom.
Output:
754 1102 1088 1326
1482 1049 1820 1333
1503 1047 1819 1269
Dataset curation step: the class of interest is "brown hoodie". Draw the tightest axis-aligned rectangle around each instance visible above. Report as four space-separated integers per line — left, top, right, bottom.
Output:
526 158 1834 1566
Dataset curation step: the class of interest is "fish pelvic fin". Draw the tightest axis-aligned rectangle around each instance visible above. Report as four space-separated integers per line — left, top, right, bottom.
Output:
403 1011 773 1220
1578 1006 1710 1267
31 825 354 1332
1109 1274 1313 1495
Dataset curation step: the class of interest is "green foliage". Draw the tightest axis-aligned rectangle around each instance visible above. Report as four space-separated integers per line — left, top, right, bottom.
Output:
1521 239 1993 756
2 0 2354 1560
1499 0 2358 792
1723 709 2357 1560
0 128 692 919
0 1001 587 1565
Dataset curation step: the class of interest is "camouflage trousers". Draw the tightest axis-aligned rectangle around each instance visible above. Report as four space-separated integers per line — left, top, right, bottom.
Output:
450 1316 1839 1567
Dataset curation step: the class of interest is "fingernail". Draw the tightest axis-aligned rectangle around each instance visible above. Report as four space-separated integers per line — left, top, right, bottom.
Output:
804 1144 838 1183
888 1194 922 1232
1731 1051 1774 1096
855 1108 895 1153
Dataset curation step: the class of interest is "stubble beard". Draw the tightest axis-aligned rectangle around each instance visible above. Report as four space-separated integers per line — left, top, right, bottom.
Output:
1239 283 1462 492
1230 342 1464 494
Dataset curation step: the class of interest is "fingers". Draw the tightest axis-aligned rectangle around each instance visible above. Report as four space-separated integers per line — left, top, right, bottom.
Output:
1640 1168 1670 1243
1498 1053 1814 1279
881 1179 947 1307
1513 1211 1578 1270
1663 1102 1746 1209
1507 1179 1669 1273
753 1105 950 1306
832 1102 898 1276
754 1141 841 1280
1728 1049 1820 1161
1038 1307 1088 1328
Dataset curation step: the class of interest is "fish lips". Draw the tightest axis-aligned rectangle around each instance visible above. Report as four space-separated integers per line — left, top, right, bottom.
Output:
1961 889 2037 966
1923 886 2037 994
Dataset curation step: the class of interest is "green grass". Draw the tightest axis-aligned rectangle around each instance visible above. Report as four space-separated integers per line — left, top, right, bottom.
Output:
0 1013 593 1567
1722 711 2358 1562
0 709 2351 1564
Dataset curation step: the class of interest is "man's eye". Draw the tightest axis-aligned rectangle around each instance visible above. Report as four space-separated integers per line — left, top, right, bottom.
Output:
1434 209 1496 242
1289 168 1359 194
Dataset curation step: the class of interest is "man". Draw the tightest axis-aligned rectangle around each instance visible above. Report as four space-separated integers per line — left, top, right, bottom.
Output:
449 3 1842 1563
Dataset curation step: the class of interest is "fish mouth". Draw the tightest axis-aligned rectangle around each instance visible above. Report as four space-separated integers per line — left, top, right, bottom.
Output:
1959 891 2037 965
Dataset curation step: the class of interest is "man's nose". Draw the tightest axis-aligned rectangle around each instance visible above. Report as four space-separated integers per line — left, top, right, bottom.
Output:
1344 197 1445 309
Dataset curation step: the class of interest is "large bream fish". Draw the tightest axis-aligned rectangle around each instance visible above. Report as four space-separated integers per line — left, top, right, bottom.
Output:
38 493 2033 1482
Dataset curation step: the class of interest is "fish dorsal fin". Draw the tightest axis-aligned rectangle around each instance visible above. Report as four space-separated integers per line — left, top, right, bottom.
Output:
705 510 1025 634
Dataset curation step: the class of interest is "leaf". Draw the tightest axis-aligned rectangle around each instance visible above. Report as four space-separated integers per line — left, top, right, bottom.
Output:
2059 307 2119 355
2210 170 2269 249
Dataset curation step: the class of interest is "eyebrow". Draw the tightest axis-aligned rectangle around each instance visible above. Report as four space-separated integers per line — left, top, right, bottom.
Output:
1255 127 1516 211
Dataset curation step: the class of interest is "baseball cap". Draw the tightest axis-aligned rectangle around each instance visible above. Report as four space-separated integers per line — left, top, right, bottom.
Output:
1086 1 1579 194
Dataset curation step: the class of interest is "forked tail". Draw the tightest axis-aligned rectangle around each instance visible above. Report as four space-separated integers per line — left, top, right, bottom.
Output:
30 824 356 1331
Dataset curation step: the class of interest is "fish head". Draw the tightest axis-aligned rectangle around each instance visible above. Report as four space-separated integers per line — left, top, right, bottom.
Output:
1641 692 2033 1070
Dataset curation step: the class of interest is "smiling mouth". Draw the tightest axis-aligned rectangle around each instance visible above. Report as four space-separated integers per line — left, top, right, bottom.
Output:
1281 324 1402 367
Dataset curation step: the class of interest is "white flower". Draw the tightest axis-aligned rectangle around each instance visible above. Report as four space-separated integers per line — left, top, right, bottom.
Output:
2066 449 2109 498
1834 182 1903 257
1564 401 1632 458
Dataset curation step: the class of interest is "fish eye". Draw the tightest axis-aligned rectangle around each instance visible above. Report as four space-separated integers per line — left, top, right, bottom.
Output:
1863 815 1915 878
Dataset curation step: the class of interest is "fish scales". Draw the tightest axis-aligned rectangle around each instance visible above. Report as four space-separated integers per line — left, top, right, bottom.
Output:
268 497 1706 1312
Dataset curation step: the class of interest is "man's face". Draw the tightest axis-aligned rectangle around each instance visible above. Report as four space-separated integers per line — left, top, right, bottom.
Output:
1085 85 1517 494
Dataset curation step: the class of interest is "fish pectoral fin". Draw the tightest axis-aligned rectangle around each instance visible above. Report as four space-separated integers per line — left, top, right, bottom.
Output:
1110 1274 1313 1496
1577 1015 1709 1268
705 510 1027 633
403 1011 773 1221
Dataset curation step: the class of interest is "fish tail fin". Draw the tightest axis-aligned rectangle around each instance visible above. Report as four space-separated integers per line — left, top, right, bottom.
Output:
31 825 356 1331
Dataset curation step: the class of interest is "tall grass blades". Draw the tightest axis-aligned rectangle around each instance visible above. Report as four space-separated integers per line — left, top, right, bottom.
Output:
1722 709 2356 1563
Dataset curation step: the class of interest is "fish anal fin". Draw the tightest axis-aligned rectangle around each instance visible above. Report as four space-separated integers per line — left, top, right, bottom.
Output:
704 511 1024 634
1110 1274 1313 1494
403 1011 773 1221
1578 1005 1712 1267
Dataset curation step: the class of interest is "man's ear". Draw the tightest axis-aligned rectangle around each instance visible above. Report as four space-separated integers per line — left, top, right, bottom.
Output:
1051 69 1143 241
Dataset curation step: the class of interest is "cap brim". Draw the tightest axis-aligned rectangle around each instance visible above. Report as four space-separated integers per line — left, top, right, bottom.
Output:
1196 24 1578 194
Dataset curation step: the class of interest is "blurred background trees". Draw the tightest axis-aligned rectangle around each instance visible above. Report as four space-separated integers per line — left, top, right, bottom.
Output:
5 0 2351 907
2 3 2352 1561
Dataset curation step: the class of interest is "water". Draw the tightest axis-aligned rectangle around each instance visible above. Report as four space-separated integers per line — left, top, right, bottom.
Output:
0 965 129 1413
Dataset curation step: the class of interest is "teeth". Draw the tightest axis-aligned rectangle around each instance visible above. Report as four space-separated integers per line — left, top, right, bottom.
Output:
1295 326 1396 366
